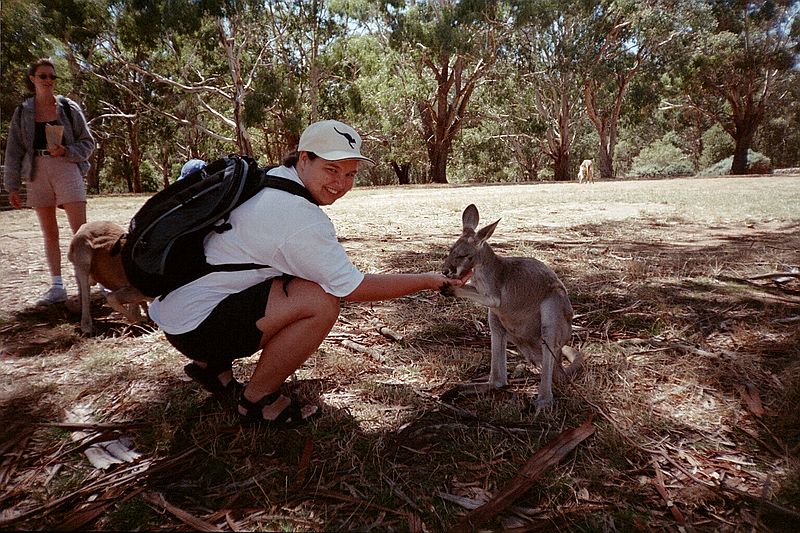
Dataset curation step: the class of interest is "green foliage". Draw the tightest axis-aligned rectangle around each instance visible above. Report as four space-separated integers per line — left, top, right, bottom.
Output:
667 0 798 174
139 159 161 193
699 124 734 170
0 1 50 137
628 133 694 178
700 150 772 176
389 0 496 55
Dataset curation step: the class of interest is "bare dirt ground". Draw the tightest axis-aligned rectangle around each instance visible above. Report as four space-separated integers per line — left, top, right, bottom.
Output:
1 174 799 531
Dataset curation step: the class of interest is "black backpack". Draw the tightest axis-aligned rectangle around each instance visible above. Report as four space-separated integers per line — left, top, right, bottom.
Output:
121 155 317 298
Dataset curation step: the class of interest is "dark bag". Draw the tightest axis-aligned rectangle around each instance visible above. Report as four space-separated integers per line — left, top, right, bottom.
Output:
121 155 317 298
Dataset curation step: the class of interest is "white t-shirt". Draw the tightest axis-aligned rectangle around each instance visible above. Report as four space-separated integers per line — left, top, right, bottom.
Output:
148 165 364 334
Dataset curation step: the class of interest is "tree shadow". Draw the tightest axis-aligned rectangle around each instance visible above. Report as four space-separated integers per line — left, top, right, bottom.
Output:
0 296 157 359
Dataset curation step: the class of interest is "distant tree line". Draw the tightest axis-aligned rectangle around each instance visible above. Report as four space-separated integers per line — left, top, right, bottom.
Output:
1 0 798 193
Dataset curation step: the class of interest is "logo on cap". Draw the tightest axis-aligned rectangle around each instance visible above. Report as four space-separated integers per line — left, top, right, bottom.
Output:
334 127 357 149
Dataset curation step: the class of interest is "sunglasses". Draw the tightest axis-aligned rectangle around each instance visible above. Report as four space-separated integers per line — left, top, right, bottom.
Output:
35 74 58 80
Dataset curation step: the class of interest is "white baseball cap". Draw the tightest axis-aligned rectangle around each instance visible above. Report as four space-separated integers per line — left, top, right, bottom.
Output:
298 120 375 164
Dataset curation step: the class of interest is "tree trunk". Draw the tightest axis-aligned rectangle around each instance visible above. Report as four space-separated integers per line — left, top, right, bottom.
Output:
428 148 449 184
160 144 171 188
418 98 449 184
416 53 488 184
597 148 613 180
553 151 570 182
126 118 142 193
584 84 618 181
731 134 752 174
539 90 573 182
390 161 411 185
218 18 253 157
730 114 758 175
87 143 103 194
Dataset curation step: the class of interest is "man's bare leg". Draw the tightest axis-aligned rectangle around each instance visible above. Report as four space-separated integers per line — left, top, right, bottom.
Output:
242 278 340 419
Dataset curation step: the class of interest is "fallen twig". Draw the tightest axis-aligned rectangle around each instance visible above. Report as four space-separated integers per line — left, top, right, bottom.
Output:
342 339 384 360
451 417 595 531
372 319 404 342
718 475 800 521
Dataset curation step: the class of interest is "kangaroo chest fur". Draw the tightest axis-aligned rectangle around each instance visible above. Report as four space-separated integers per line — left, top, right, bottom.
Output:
472 253 570 348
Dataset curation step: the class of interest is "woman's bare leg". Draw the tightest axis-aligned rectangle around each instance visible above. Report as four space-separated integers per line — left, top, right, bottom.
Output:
62 201 87 234
35 206 62 277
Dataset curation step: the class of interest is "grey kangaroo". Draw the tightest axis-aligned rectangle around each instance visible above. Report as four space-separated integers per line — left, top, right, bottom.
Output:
441 204 582 409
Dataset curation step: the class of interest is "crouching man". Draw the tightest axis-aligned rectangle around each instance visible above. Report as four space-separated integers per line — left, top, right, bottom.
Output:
148 120 466 426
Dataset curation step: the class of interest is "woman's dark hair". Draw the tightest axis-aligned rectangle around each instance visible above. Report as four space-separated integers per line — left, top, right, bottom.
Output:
282 150 318 168
25 58 56 93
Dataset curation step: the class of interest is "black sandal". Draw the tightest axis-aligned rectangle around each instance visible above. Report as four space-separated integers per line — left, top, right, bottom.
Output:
184 362 244 399
237 390 319 427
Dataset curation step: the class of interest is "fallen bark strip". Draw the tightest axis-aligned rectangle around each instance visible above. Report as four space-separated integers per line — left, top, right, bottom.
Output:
310 489 411 516
747 272 800 281
451 416 595 532
32 421 149 431
651 457 687 525
371 319 404 342
143 492 223 532
0 427 33 488
59 486 145 531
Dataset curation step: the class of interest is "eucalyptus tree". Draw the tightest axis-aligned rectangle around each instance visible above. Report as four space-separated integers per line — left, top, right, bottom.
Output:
756 68 800 168
578 0 695 180
665 0 799 174
104 0 270 164
103 0 358 173
509 0 592 181
248 0 360 161
385 0 503 184
342 6 430 185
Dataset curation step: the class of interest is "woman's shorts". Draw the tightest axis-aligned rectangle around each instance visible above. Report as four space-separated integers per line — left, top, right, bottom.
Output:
165 278 273 368
27 155 86 208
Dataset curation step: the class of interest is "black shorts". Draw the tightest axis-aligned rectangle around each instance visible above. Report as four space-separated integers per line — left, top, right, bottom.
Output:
165 278 273 368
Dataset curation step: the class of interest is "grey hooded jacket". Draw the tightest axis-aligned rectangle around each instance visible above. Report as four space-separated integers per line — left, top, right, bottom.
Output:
3 96 95 193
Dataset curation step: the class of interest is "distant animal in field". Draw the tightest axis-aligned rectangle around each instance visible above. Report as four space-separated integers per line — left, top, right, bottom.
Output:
578 159 594 183
68 221 151 334
440 204 582 409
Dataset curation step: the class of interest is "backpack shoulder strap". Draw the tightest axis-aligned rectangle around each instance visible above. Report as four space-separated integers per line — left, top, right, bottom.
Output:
58 96 74 129
260 174 319 206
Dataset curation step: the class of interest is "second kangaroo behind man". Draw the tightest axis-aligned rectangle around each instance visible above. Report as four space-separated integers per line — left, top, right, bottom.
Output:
441 204 582 409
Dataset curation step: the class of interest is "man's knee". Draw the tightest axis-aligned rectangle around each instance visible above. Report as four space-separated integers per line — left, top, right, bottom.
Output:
283 278 340 322
301 279 339 311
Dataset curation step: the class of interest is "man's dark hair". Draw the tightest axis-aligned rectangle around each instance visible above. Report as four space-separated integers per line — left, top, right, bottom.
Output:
282 150 318 168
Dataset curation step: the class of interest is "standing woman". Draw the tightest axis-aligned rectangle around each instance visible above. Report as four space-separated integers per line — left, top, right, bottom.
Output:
3 58 95 305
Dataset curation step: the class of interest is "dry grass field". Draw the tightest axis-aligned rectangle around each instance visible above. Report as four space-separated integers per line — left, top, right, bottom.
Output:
1 174 799 531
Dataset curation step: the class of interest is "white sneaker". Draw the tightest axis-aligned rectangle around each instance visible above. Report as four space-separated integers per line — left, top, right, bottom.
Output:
36 285 67 306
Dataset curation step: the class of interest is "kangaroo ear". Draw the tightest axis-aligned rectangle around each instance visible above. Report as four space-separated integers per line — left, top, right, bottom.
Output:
462 204 479 231
476 219 500 245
